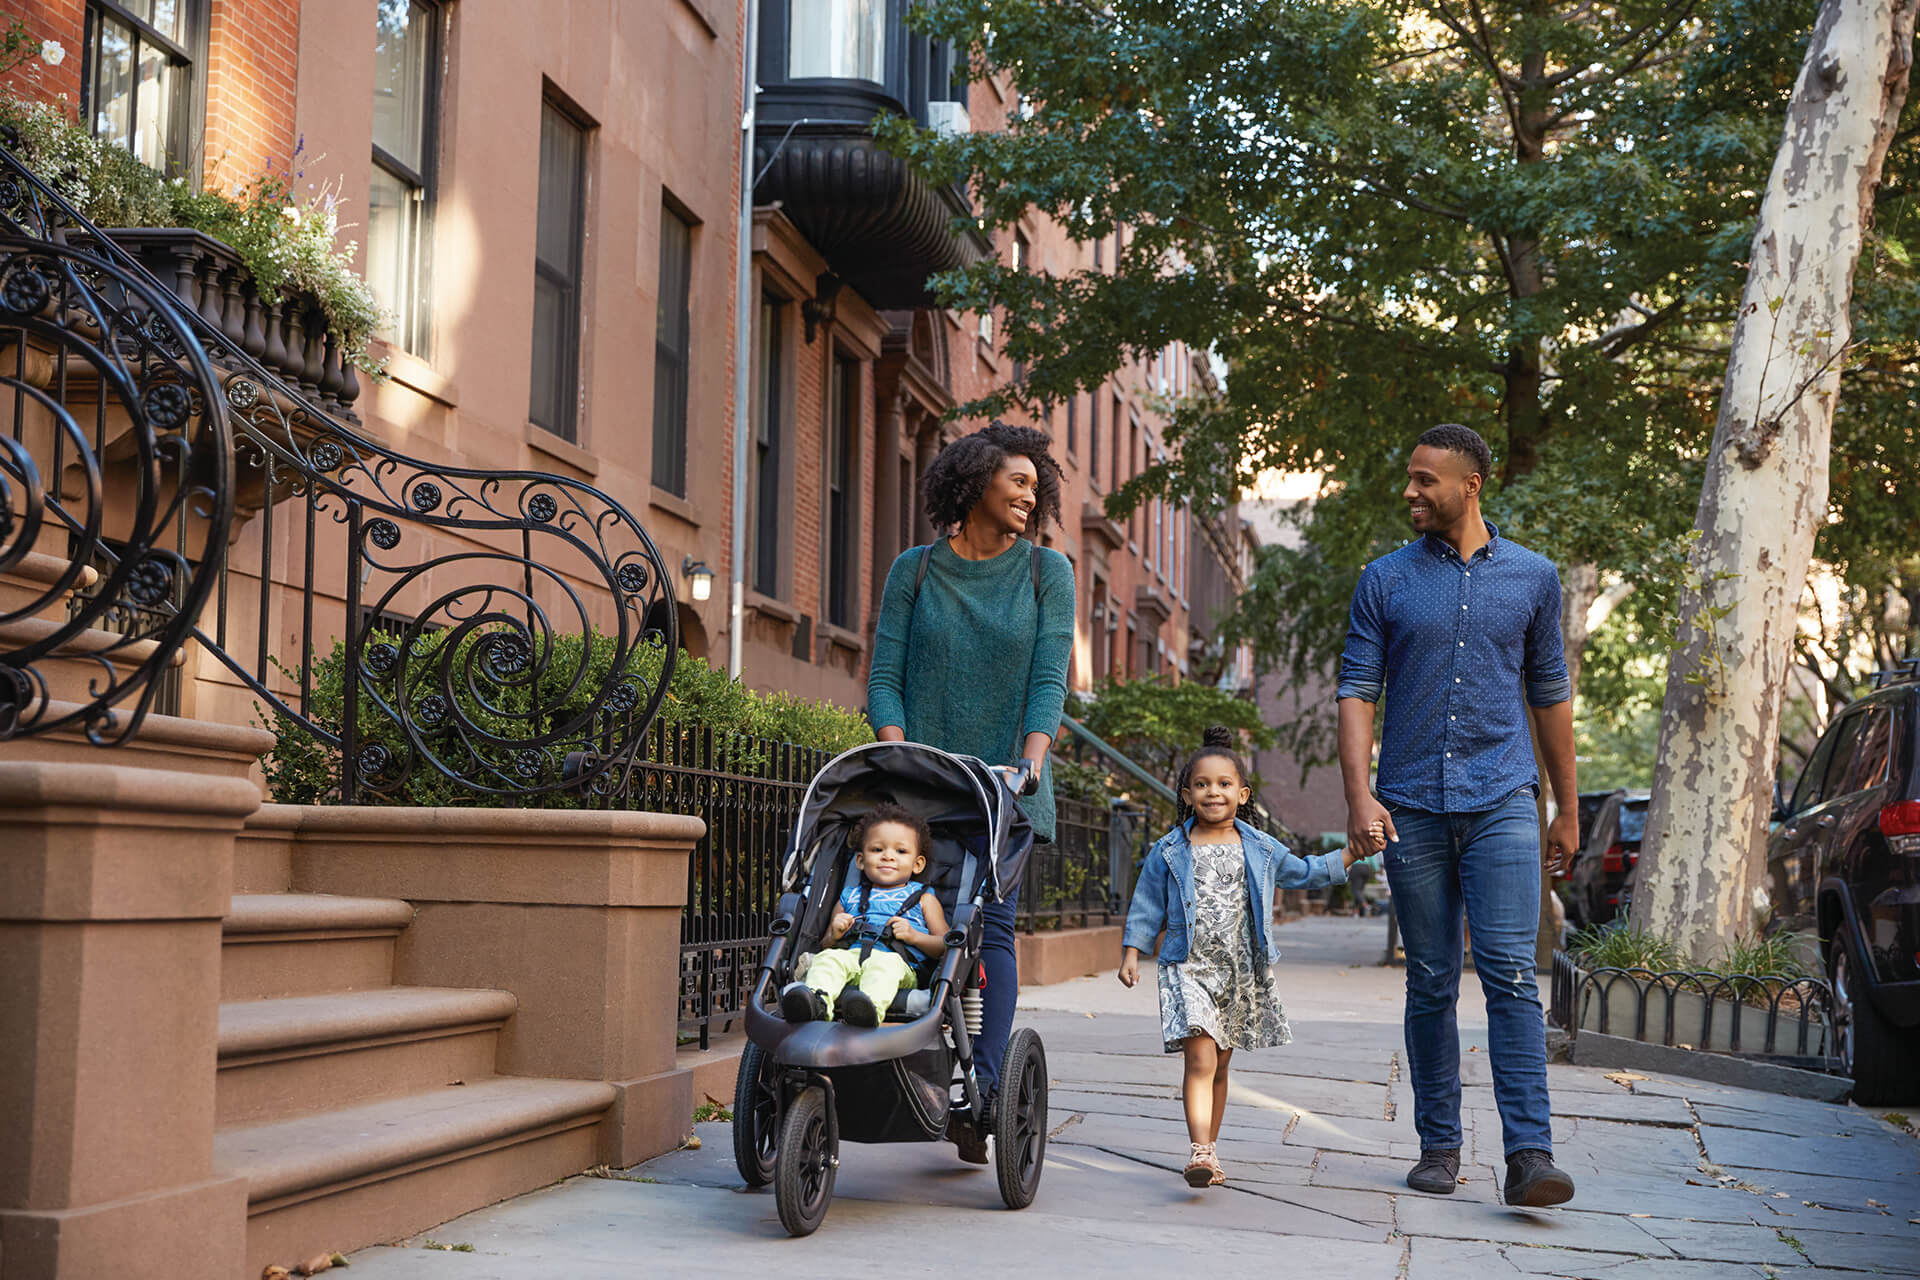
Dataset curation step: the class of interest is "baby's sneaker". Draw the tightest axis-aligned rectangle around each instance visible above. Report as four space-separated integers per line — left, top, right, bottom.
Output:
779 982 827 1023
836 987 879 1028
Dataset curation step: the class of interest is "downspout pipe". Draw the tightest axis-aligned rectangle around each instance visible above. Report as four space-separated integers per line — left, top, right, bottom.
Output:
728 0 761 679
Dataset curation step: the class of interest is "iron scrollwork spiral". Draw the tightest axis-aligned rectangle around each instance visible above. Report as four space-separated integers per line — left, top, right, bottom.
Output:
0 235 232 743
1 140 677 797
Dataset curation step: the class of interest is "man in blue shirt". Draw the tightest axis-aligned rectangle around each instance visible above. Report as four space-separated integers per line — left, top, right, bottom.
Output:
1337 424 1580 1208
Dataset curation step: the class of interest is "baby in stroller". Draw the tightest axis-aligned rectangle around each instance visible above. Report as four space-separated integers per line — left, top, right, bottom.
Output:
780 803 950 1027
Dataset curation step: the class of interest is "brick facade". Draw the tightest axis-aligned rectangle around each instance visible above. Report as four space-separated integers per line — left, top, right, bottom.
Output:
202 0 300 189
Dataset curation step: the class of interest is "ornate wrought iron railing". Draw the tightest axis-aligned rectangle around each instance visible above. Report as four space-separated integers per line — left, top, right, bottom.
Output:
0 140 676 800
1017 795 1147 933
647 721 830 1049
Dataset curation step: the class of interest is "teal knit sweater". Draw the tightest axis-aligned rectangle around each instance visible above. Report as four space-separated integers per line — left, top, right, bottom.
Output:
867 538 1076 841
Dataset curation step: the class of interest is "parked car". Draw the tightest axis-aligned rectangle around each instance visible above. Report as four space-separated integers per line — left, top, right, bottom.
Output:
1765 659 1920 1104
1568 791 1650 929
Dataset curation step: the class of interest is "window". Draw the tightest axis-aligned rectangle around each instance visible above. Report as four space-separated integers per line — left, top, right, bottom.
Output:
369 0 438 355
1790 721 1842 814
826 354 859 628
1065 394 1078 458
530 100 588 440
651 202 695 490
789 0 885 82
1839 705 1894 794
1088 390 1101 484
751 295 786 597
1093 235 1103 271
83 0 201 174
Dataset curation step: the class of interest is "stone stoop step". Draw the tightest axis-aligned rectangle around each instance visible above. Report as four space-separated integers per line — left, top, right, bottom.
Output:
217 1076 616 1277
217 986 518 1127
223 893 416 1000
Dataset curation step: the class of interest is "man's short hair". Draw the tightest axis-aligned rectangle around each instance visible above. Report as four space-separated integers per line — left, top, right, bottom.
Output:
1416 423 1494 483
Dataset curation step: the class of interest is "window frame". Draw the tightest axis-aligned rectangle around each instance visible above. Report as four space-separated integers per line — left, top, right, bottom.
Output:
530 95 592 442
751 290 792 599
369 0 442 357
81 0 207 178
651 197 697 489
824 348 861 630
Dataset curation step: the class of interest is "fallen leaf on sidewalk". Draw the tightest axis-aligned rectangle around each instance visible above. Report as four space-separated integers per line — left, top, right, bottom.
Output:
1773 1192 1789 1198
1867 1199 1886 1208
1604 1072 1648 1088
1629 1213 1651 1218
296 1254 334 1276
262 1269 292 1280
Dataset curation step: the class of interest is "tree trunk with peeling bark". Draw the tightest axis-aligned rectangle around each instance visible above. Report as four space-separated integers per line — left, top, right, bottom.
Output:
1632 0 1917 964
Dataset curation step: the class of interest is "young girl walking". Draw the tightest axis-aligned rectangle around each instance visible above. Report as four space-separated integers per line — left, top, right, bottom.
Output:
1119 726 1371 1187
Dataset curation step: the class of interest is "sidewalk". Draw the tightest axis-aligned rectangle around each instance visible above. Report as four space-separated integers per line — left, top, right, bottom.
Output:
344 920 1920 1279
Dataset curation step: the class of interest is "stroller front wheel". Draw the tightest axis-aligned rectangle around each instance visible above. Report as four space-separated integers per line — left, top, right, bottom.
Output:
994 1027 1048 1209
732 1041 778 1187
774 1083 836 1236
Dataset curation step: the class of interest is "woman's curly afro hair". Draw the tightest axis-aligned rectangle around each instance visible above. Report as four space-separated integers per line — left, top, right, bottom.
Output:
919 421 1065 536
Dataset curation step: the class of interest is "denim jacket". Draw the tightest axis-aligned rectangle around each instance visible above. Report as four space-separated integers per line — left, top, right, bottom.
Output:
1122 817 1348 967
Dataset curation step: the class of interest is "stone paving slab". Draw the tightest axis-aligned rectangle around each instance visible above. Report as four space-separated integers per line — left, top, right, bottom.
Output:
1394 1194 1670 1254
1463 1083 1695 1126
1312 1150 1503 1203
1789 1223 1920 1273
1627 1214 1809 1266
1714 1165 1920 1217
1406 1237 1791 1279
1700 1123 1920 1177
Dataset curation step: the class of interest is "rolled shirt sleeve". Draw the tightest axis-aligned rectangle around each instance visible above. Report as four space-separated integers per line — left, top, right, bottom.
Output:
1336 562 1386 703
1022 550 1076 740
1523 564 1572 707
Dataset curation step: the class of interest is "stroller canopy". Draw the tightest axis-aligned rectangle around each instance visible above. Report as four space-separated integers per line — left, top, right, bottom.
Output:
783 741 1033 905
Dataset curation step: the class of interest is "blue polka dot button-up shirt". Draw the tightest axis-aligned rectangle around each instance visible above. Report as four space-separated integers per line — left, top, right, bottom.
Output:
1336 521 1572 814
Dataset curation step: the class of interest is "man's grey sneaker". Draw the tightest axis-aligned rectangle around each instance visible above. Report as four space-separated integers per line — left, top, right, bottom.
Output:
1406 1148 1461 1194
779 981 827 1023
1504 1149 1575 1207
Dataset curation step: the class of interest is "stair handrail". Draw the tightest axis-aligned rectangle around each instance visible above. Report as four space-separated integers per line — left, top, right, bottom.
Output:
0 140 677 803
1058 713 1179 804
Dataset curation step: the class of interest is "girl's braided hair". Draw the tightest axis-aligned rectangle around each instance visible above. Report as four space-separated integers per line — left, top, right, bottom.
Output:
919 421 1065 535
1175 725 1249 826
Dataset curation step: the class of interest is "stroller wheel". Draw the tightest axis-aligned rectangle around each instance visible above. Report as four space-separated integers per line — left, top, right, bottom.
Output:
775 1083 836 1236
731 1041 778 1187
994 1027 1048 1209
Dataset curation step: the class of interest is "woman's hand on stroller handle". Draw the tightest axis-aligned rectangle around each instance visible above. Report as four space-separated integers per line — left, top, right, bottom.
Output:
992 759 1040 797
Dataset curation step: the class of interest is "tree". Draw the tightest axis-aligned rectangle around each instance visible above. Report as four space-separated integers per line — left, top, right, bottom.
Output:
1632 0 1918 962
1077 675 1276 783
882 0 1918 771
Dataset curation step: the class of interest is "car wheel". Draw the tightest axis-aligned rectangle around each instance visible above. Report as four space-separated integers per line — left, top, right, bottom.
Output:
1827 932 1916 1105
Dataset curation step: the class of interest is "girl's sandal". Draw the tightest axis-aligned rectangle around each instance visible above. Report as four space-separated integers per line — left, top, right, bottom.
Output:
1184 1142 1220 1188
1208 1158 1226 1186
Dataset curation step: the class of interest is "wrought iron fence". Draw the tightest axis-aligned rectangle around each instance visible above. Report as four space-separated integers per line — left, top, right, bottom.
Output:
1 142 676 795
1017 795 1147 932
642 720 830 1049
1550 949 1838 1067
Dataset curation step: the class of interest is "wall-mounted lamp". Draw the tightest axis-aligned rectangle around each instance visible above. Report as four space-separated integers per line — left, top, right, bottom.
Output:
682 556 714 603
801 272 843 343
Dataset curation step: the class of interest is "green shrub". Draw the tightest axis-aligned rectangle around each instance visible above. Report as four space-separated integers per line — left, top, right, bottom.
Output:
259 627 872 806
1567 921 1685 972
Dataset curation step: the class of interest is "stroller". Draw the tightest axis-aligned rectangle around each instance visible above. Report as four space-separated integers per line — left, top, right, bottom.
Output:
733 740 1050 1236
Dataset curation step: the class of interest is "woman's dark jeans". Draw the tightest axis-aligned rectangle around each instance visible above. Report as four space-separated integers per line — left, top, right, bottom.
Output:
975 891 1019 1093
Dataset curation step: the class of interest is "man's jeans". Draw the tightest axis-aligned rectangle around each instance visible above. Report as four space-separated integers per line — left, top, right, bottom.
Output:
1382 786 1553 1158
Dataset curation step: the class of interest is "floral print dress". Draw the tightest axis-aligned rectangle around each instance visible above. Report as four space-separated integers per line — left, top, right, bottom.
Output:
1157 841 1293 1054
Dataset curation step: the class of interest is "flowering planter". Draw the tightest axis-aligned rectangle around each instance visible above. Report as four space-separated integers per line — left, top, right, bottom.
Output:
1553 952 1835 1063
103 227 363 421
